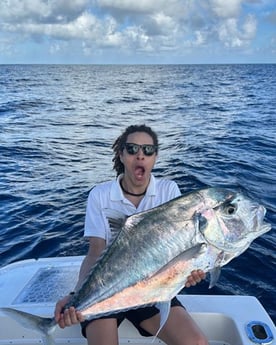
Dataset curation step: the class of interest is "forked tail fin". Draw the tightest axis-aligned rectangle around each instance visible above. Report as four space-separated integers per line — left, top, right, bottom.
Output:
1 307 57 345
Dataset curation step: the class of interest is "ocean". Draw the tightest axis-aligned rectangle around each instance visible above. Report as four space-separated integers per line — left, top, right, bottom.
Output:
0 64 275 324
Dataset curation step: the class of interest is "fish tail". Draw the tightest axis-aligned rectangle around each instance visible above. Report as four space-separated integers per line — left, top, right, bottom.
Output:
1 307 57 345
41 334 56 345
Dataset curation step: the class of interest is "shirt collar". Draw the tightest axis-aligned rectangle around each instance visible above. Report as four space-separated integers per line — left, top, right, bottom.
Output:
111 174 156 201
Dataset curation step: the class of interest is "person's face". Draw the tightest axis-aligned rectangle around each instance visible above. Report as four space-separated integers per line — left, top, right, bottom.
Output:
120 131 157 186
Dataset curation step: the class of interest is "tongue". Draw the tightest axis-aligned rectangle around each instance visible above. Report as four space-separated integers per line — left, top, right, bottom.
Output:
135 167 145 181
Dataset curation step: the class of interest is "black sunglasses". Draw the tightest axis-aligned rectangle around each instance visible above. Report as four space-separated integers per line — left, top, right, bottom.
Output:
124 143 157 156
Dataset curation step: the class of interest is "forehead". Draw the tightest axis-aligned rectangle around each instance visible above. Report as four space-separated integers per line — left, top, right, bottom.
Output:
126 131 154 144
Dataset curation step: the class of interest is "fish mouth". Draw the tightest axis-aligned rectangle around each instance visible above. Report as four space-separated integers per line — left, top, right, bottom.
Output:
259 222 272 235
254 205 271 235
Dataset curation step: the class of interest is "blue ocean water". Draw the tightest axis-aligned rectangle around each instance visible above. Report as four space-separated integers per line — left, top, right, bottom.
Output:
0 64 275 323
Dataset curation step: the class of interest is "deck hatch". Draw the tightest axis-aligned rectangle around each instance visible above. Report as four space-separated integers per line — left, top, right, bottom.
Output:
12 265 79 304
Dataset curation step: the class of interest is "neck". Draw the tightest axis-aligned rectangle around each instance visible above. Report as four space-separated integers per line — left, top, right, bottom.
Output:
120 179 147 197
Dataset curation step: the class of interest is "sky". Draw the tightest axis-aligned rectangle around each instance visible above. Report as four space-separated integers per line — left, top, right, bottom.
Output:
0 0 275 64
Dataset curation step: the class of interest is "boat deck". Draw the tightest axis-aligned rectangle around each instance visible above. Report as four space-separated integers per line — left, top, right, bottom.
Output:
0 256 275 345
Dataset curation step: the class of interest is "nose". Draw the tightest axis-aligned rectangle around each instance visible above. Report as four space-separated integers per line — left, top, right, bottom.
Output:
136 148 145 158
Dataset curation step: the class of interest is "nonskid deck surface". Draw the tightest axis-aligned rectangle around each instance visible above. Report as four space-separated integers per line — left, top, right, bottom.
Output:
13 265 79 304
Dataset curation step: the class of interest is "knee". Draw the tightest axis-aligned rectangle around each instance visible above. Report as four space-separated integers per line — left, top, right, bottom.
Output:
85 318 119 345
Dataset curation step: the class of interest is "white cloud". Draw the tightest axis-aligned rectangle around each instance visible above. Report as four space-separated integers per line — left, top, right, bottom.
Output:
218 19 243 47
194 31 206 46
98 0 176 15
217 14 257 48
242 14 257 39
210 0 242 18
0 0 88 23
124 26 151 51
0 0 274 62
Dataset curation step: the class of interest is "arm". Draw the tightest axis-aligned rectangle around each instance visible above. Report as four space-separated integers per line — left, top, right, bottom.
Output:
54 237 106 328
75 237 106 290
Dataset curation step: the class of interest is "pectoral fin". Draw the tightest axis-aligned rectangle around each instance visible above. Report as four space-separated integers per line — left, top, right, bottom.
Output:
208 267 221 288
155 301 171 338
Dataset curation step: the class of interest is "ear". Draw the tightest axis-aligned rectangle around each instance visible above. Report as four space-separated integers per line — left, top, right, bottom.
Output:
119 152 124 163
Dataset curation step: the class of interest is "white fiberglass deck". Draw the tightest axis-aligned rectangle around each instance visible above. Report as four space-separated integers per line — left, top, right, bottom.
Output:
0 256 275 345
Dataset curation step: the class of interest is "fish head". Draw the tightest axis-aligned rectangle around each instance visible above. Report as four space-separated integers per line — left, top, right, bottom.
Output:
197 188 271 256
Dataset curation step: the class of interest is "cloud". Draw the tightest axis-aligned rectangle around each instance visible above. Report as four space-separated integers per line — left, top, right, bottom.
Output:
217 14 257 48
210 0 242 18
0 0 88 23
0 0 274 62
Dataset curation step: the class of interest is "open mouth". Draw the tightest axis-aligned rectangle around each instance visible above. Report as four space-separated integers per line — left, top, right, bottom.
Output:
134 166 145 180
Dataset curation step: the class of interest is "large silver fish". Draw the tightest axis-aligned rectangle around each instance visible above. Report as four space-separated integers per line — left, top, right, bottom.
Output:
1 188 271 344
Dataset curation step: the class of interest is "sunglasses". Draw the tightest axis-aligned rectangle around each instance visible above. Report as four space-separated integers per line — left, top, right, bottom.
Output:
124 143 158 156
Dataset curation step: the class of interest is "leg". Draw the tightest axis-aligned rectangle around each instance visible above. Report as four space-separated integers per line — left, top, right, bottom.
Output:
85 318 119 345
140 306 209 345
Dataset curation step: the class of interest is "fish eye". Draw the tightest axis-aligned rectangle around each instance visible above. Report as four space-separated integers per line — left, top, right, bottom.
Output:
224 203 237 215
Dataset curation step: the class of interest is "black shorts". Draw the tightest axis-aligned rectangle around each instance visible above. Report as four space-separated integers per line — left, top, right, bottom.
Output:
81 297 184 338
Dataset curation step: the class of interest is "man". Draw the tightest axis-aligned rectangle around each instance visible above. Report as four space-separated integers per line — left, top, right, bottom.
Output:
55 124 208 345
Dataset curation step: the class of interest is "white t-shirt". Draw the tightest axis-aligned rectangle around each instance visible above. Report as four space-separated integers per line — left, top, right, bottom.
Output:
84 174 181 244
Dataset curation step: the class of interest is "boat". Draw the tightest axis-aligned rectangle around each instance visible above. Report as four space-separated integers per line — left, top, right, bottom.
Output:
0 256 275 345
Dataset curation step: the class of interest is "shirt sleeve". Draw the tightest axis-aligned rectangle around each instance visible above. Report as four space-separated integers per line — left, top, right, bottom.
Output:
158 180 181 203
169 181 181 199
84 187 108 239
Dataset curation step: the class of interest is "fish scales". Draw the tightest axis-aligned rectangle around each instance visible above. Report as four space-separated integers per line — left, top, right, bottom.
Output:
73 195 205 313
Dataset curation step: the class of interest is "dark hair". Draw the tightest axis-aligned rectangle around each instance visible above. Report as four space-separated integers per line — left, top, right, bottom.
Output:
112 124 158 176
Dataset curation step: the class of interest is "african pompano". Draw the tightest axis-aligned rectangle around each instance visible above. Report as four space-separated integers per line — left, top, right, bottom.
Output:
1 188 271 344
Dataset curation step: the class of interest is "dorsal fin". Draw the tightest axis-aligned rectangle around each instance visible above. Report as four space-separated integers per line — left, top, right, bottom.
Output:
103 208 128 237
103 209 144 240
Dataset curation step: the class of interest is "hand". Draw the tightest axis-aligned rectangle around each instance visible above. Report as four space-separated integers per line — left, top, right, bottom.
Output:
185 269 206 288
54 295 84 328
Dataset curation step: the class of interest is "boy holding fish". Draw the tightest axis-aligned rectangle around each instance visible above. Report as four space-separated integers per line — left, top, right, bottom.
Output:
55 124 207 345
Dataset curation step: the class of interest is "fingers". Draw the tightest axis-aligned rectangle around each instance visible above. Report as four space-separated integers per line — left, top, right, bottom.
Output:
185 269 206 288
54 296 84 328
54 295 70 322
56 307 84 328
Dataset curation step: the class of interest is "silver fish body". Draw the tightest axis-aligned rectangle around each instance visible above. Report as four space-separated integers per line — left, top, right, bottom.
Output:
67 187 271 318
1 187 271 341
